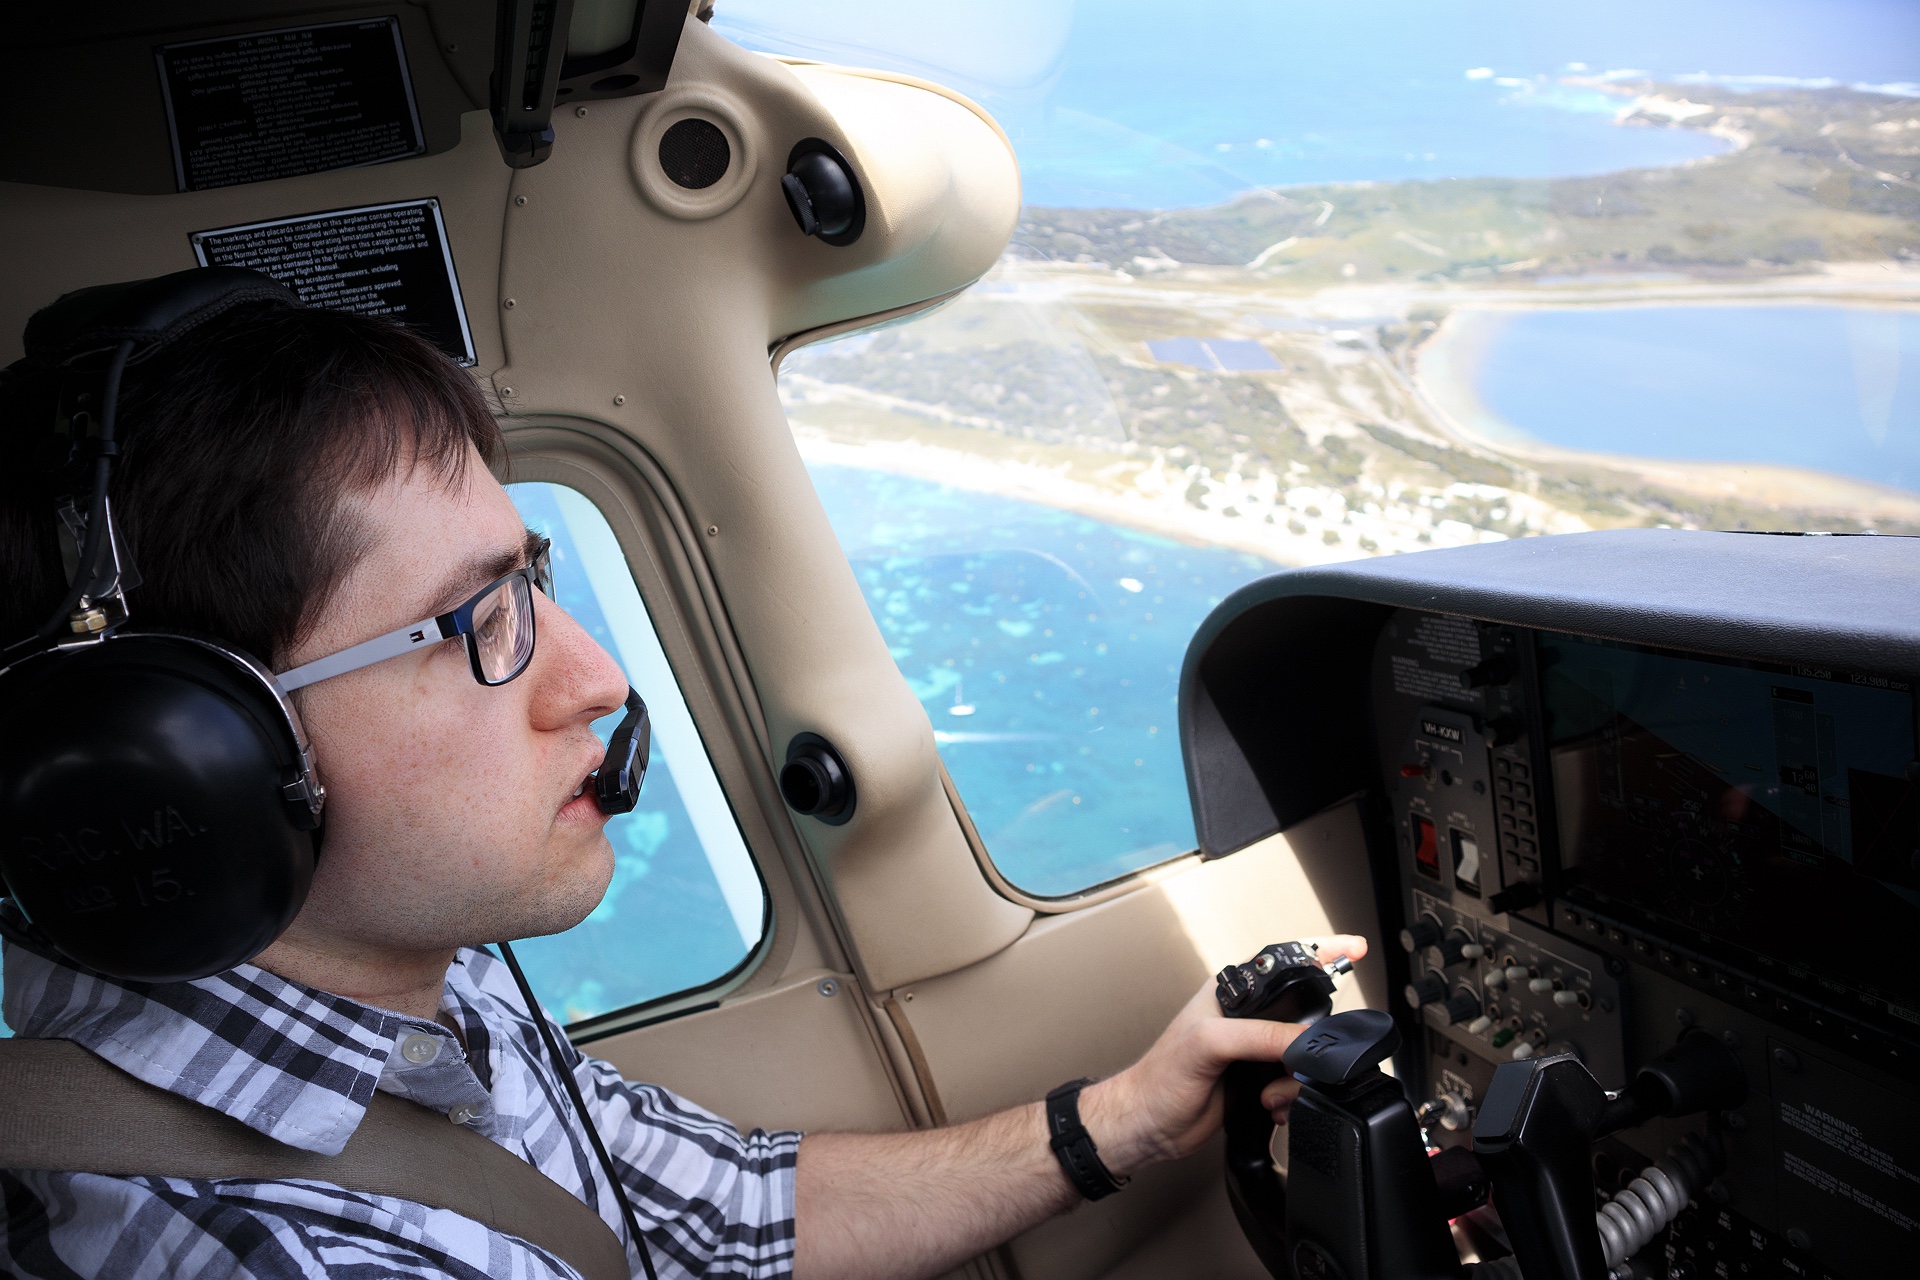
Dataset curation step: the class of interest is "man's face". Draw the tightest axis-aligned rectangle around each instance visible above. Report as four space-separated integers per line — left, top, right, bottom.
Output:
272 448 630 960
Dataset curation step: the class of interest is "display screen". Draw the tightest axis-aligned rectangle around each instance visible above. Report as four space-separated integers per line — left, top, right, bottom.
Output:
1539 633 1920 1014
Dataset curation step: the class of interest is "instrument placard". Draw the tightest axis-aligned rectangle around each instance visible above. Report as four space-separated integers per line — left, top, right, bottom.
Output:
190 199 476 366
157 19 425 192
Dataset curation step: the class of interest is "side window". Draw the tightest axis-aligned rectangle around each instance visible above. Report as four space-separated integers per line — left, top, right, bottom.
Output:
794 414 1271 897
735 0 1920 902
507 482 767 1024
0 484 766 1038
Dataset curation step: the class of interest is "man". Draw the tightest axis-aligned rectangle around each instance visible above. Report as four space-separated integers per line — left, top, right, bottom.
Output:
0 290 1364 1278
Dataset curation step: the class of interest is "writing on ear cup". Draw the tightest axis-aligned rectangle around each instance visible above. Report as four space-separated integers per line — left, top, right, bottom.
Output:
0 634 320 982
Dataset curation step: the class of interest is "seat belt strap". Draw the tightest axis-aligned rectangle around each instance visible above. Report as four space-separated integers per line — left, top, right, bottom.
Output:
0 1038 630 1280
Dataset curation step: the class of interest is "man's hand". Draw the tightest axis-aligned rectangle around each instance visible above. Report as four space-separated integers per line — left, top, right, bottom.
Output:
793 934 1368 1280
1078 935 1369 1177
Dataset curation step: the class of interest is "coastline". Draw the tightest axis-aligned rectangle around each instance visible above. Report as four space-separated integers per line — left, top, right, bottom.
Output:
1411 309 1526 447
784 78 1920 549
1408 294 1920 517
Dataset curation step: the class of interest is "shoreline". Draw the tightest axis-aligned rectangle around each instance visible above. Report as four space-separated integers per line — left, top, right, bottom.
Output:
1408 295 1920 515
792 428 1306 567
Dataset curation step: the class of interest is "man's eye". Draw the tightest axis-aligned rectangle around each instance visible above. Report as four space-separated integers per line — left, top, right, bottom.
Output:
473 594 505 642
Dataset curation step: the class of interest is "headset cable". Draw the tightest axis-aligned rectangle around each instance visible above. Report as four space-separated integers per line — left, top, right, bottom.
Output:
497 940 662 1280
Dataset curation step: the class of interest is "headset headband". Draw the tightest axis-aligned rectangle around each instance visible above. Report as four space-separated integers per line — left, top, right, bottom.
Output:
0 268 300 665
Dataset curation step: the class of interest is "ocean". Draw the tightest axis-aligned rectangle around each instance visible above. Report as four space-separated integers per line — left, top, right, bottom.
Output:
717 0 1920 208
806 463 1278 894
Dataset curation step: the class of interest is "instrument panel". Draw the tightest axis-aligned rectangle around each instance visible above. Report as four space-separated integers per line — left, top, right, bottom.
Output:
1372 608 1920 1280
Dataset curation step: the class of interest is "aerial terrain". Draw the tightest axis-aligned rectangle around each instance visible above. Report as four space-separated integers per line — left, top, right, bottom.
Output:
781 80 1920 564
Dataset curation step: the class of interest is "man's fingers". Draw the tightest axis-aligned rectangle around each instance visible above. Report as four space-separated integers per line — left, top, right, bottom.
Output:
1203 1014 1308 1066
1260 1076 1302 1112
1307 934 1369 964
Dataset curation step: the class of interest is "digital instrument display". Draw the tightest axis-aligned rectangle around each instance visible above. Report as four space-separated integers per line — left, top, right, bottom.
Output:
1539 633 1920 1015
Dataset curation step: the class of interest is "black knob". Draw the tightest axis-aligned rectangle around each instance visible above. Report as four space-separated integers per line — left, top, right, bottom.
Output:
1459 656 1516 690
1405 973 1448 1009
780 140 864 244
780 733 856 824
1399 914 1444 952
1486 715 1522 746
1442 989 1482 1026
1489 881 1542 915
1437 929 1475 966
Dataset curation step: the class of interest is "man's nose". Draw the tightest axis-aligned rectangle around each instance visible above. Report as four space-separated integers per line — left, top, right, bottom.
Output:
531 592 630 726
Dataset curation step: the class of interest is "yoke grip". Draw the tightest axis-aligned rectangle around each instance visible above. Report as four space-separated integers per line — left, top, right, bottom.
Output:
1215 941 1345 1280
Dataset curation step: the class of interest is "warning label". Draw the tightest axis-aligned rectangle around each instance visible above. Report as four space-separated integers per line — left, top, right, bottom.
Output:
190 200 475 365
1771 1041 1920 1276
1392 656 1479 704
157 19 425 192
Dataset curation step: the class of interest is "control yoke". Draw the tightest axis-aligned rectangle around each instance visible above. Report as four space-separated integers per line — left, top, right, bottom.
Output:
1217 945 1746 1280
1472 1033 1745 1280
1216 942 1345 1277
1217 943 1456 1280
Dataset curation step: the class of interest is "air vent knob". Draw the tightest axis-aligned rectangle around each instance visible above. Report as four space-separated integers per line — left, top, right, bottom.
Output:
781 143 864 243
780 733 856 824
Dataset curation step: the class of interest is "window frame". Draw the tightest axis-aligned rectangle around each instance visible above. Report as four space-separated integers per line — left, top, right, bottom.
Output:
503 424 816 1040
772 312 1223 917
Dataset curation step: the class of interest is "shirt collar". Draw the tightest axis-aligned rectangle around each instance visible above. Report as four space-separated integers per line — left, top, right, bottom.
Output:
0 903 489 1156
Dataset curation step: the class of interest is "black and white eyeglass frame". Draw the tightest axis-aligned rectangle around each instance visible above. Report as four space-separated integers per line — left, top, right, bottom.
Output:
274 534 649 818
278 539 553 693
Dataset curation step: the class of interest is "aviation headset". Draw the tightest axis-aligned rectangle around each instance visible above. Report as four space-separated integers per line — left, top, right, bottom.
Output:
0 267 649 985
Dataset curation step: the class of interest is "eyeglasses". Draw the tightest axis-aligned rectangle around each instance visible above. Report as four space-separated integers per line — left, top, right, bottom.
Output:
278 539 553 693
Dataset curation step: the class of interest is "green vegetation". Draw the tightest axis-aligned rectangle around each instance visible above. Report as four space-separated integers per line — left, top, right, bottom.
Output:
783 84 1920 557
1013 83 1920 284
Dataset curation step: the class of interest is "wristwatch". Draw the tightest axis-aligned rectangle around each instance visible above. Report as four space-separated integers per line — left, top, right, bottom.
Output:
1045 1078 1128 1201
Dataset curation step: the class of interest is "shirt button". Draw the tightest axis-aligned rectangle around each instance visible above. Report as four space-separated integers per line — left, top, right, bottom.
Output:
399 1033 441 1066
448 1103 479 1125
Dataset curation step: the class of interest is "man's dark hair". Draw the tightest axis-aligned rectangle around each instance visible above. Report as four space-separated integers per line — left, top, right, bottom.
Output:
0 301 504 666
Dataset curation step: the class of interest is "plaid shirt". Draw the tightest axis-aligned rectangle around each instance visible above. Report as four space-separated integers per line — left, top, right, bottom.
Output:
0 907 799 1279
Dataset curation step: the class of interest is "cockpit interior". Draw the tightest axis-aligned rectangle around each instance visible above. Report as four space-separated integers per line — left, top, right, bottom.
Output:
4 3 1917 1279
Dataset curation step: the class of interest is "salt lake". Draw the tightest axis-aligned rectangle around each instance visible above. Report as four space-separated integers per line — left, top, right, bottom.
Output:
1422 306 1920 492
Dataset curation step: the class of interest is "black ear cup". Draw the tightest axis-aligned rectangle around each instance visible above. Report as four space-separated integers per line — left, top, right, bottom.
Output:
0 634 321 982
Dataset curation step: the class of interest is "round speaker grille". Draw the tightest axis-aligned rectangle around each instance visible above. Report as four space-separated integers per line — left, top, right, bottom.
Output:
659 118 731 190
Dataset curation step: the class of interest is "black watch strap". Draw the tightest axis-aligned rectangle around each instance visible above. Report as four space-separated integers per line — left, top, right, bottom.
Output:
1045 1078 1127 1201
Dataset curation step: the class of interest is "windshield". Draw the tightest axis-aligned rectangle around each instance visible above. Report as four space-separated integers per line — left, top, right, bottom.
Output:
727 0 1920 894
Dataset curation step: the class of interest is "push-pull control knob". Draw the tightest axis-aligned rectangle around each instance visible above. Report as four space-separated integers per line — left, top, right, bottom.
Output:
1417 1092 1473 1132
1399 915 1444 952
1405 973 1448 1010
1443 990 1483 1026
1437 929 1479 966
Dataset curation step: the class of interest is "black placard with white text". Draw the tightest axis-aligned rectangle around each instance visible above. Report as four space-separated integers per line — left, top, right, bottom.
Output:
190 199 476 365
157 19 425 192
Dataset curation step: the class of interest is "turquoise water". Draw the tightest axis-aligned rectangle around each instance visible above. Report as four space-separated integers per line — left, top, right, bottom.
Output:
718 0 1919 208
1470 306 1920 491
505 484 759 1023
808 463 1279 894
